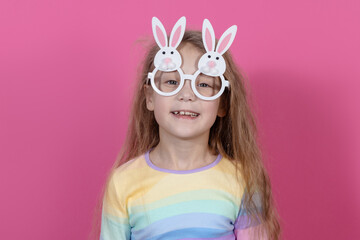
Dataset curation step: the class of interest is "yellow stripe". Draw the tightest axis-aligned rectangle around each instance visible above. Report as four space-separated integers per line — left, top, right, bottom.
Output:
109 155 245 211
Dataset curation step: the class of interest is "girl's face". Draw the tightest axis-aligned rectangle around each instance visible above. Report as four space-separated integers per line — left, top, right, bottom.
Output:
144 43 226 141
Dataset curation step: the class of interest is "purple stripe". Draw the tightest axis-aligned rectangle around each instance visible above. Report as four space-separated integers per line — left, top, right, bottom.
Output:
144 149 222 174
234 214 261 229
178 233 235 240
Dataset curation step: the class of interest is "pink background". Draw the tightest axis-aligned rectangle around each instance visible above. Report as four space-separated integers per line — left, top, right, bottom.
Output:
1 0 359 239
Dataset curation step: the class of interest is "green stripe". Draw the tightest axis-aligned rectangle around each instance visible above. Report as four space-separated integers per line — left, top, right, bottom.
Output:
100 213 130 239
129 199 239 230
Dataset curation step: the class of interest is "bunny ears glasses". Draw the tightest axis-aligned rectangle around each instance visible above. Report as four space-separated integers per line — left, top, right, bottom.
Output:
147 16 237 101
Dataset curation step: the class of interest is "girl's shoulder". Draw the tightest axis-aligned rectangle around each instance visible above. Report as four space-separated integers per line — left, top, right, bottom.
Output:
105 154 147 200
112 153 147 179
217 156 244 177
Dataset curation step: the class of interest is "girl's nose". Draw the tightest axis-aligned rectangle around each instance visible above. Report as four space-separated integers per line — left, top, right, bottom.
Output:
177 79 195 101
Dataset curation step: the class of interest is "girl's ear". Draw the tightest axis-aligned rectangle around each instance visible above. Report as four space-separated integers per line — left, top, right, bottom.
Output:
217 96 227 117
217 105 226 117
144 84 154 111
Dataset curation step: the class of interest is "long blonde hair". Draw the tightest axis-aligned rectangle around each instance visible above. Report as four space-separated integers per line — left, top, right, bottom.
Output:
90 30 281 240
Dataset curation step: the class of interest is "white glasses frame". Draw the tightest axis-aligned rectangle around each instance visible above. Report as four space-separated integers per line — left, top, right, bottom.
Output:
147 67 230 101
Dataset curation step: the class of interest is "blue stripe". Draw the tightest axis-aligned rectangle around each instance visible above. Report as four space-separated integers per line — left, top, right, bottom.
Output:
130 199 237 230
131 212 234 239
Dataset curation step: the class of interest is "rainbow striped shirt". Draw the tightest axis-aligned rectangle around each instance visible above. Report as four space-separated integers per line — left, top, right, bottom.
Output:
100 150 259 240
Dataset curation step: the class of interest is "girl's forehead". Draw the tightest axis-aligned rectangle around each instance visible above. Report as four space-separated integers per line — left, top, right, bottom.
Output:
178 43 203 74
178 42 204 57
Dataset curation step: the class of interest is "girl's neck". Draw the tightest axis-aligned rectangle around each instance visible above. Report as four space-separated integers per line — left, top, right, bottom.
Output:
149 129 218 171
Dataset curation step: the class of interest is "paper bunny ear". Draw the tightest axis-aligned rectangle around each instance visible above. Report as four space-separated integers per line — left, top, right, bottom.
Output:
169 16 186 48
215 25 237 55
152 17 168 48
202 19 215 52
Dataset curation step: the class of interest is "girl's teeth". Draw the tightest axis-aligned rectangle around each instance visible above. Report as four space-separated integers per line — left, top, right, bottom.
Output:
173 111 199 117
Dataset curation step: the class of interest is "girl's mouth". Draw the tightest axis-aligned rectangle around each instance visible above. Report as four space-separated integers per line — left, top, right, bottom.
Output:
171 111 199 118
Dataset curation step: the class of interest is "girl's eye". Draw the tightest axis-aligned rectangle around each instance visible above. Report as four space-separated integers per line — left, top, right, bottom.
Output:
166 80 178 85
198 83 213 88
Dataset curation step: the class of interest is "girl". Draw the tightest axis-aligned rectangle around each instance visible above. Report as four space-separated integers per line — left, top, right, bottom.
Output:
95 16 281 240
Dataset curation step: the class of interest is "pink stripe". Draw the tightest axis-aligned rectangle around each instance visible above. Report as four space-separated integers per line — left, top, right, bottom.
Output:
217 34 231 54
234 225 268 240
156 26 166 47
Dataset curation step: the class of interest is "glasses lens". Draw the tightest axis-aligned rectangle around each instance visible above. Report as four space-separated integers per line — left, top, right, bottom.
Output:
154 70 181 93
195 73 222 98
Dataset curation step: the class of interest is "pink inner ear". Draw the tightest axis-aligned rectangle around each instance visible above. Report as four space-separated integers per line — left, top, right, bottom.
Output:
205 28 212 51
217 34 231 54
156 26 166 47
171 26 181 48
